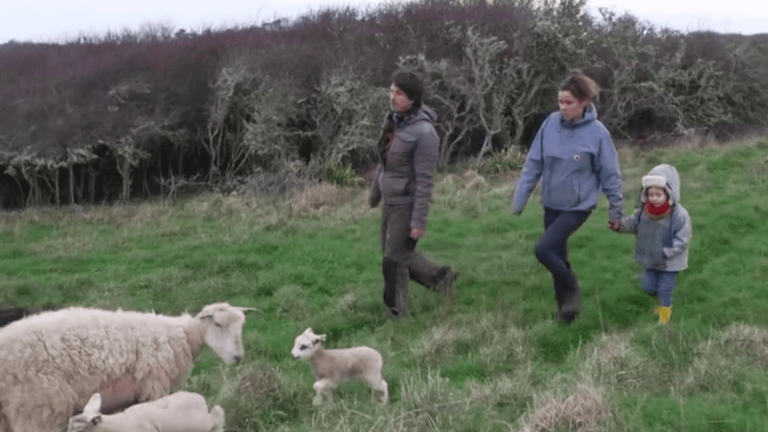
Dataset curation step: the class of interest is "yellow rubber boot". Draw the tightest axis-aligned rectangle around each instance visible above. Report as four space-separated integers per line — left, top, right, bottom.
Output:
658 306 672 324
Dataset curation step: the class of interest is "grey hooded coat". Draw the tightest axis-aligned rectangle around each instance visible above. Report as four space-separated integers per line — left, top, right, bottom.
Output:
368 106 440 230
617 164 692 271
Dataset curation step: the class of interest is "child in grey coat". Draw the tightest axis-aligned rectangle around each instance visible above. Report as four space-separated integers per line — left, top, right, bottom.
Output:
609 164 692 324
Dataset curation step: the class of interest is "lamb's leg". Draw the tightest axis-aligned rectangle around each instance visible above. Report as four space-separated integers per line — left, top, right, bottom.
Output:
312 379 335 406
209 405 226 432
364 376 388 404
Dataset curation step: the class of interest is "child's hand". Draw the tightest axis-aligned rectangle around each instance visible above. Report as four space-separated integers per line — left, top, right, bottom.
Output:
607 221 621 231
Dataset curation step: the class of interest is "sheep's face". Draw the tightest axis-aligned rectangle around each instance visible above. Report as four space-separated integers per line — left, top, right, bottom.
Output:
199 303 256 364
291 327 326 360
67 393 103 432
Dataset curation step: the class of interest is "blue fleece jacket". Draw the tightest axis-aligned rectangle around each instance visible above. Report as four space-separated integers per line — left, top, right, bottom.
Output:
511 104 624 221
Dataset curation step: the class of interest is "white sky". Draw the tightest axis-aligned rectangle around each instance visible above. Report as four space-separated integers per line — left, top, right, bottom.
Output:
1 0 765 44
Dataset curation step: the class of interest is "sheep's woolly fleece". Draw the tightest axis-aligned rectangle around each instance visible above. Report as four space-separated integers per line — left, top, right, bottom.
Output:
67 391 225 432
0 303 251 432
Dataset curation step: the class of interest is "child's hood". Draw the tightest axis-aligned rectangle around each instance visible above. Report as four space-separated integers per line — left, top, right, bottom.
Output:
641 164 681 205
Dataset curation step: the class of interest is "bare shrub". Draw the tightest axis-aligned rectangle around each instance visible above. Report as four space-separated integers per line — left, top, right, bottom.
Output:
289 183 347 214
310 65 386 167
235 162 321 198
522 382 611 432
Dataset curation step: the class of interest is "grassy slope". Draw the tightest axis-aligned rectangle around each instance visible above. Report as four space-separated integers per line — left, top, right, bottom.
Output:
1 140 768 431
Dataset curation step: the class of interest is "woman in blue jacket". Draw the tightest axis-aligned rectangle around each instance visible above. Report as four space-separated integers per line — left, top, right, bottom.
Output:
511 70 624 323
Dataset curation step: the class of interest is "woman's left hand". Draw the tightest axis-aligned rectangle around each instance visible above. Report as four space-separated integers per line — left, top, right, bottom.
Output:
410 228 425 239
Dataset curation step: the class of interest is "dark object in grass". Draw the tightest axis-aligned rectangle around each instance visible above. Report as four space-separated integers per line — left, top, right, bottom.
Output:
0 306 52 328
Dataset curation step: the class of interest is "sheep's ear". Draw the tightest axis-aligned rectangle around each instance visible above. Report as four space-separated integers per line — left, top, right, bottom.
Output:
90 415 103 426
198 311 214 320
237 307 261 314
313 334 326 344
83 393 102 415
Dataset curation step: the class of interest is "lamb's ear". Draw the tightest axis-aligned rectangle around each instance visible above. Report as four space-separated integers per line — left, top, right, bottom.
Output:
198 311 214 320
237 307 261 314
313 334 327 344
90 415 103 426
83 393 102 416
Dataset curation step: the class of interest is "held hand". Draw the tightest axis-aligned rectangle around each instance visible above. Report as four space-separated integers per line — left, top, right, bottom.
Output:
410 228 425 239
607 221 621 231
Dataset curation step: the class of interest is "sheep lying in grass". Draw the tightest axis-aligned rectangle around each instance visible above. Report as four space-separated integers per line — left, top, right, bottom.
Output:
291 327 388 405
0 302 255 432
67 392 225 432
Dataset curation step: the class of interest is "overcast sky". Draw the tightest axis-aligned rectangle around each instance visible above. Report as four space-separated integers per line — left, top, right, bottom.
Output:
1 0 765 44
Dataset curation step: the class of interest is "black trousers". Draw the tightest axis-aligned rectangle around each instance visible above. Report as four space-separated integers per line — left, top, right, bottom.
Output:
534 208 590 307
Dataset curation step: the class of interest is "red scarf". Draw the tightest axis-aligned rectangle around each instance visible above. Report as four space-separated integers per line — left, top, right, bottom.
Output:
645 200 670 216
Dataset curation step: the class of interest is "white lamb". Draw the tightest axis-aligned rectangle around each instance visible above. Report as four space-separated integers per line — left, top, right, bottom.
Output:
67 392 225 432
0 302 255 432
291 327 388 405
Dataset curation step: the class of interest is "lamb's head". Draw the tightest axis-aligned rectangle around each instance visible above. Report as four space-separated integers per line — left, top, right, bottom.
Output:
291 327 326 360
67 393 103 432
197 303 257 364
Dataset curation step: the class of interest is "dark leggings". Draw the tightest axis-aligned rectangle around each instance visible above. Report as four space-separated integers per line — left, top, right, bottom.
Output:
534 208 591 302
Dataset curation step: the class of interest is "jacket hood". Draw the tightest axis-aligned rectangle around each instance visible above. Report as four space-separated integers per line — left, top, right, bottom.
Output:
557 102 598 128
412 105 437 125
641 164 681 205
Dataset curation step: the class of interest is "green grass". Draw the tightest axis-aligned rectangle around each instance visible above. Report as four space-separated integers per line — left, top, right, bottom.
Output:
2 139 768 431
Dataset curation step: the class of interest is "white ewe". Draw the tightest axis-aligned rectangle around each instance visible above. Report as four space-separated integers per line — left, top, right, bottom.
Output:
67 392 225 432
0 302 255 432
291 327 388 405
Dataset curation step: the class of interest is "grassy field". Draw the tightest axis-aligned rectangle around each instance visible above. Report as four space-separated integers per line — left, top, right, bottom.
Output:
2 139 768 432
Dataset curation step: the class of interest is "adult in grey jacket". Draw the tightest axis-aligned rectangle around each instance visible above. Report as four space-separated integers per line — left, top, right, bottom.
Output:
369 69 457 319
609 164 692 324
511 70 624 323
